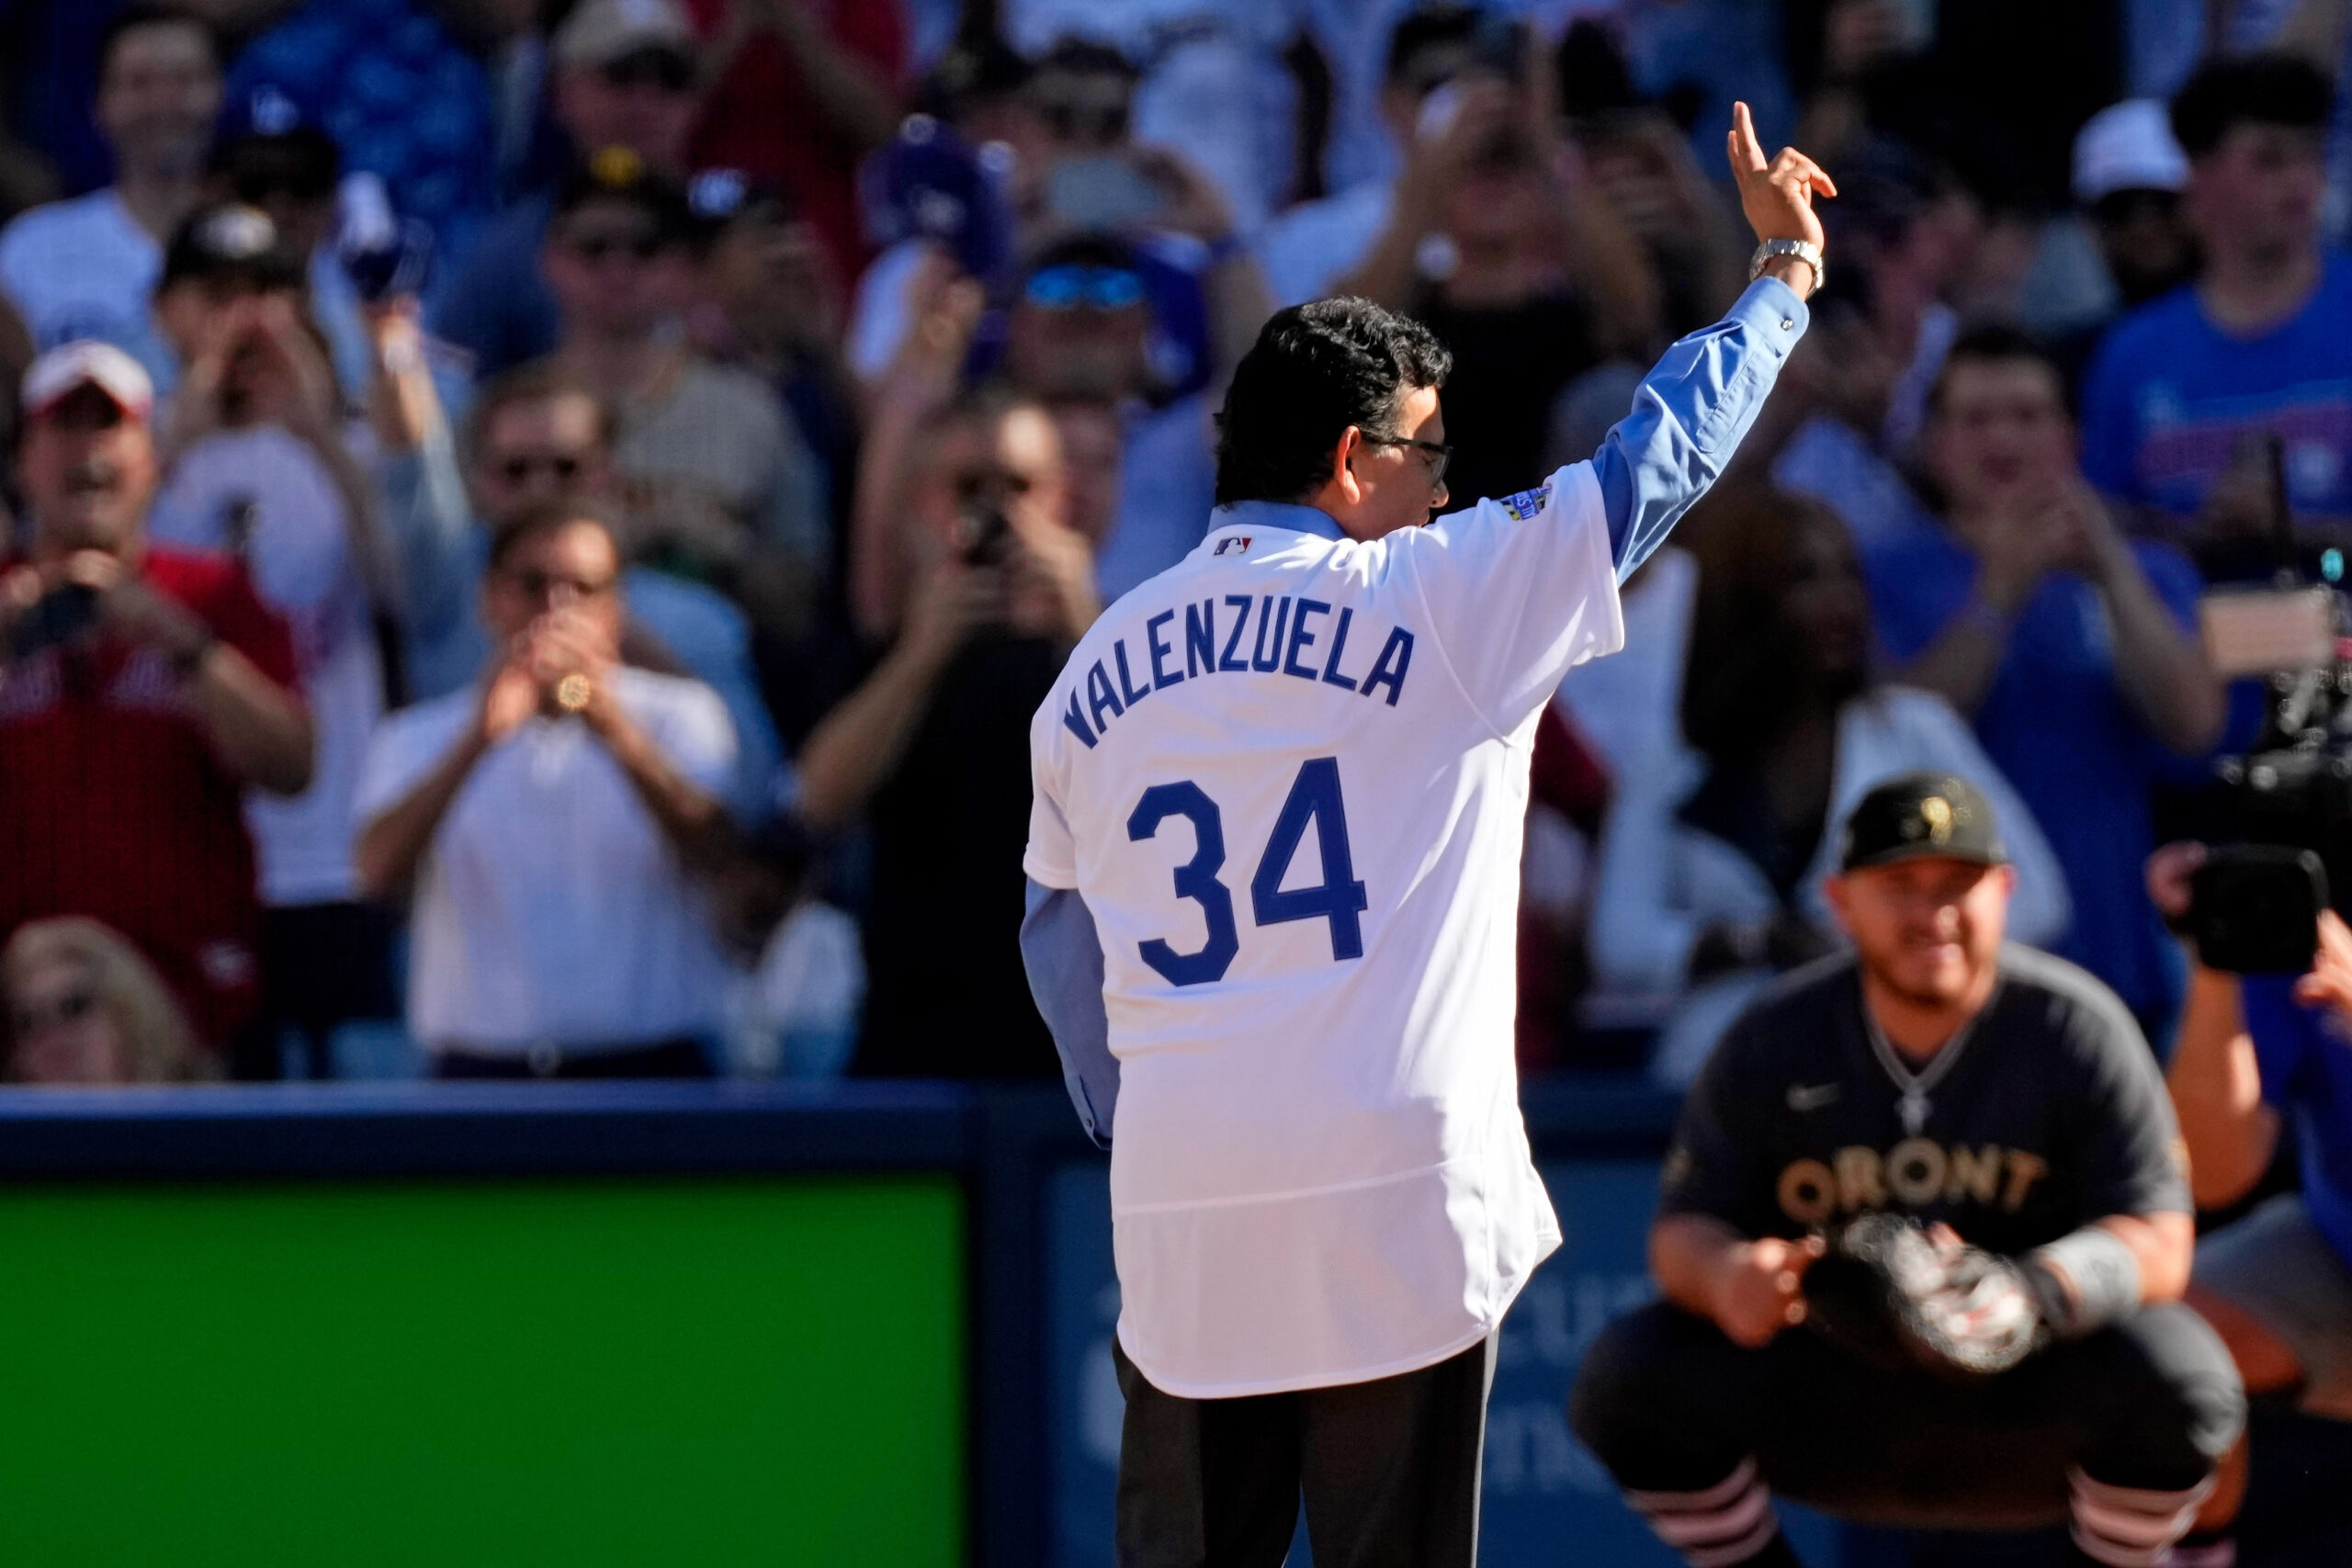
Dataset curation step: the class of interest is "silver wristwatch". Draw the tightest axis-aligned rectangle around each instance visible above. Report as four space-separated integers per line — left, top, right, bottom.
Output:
1749 238 1824 299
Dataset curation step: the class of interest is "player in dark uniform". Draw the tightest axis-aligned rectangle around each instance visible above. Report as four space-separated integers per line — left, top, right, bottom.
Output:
1570 772 2244 1568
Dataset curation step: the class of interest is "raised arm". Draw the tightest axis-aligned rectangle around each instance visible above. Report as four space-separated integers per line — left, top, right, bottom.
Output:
1594 105 1834 581
356 658 533 897
797 555 997 829
36 552 316 795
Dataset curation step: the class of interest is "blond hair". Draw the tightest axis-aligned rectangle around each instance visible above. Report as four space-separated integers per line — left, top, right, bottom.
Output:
1 919 209 1084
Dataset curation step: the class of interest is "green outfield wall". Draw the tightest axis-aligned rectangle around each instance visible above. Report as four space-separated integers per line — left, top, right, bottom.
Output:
0 1177 965 1567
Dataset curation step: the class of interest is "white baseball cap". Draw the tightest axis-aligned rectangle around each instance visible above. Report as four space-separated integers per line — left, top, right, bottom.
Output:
2073 99 2189 206
19 340 154 423
552 0 695 70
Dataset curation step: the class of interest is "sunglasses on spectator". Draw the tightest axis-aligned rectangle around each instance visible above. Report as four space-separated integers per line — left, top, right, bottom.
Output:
494 452 590 486
500 567 617 601
11 987 97 1039
564 228 667 263
1024 265 1146 311
1357 432 1453 485
603 48 695 94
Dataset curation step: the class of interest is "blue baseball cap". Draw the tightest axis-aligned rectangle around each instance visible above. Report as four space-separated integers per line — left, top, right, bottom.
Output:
858 115 1015 284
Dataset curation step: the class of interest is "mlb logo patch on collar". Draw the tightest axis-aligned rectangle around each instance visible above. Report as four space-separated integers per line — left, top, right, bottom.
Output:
1213 535 1252 556
1498 483 1552 522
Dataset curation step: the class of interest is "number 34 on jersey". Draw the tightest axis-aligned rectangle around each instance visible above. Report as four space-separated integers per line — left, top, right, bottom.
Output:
1127 756 1368 987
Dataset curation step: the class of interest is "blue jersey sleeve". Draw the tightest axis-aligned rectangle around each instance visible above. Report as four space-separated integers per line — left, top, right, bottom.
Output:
2240 975 2320 1110
1022 879 1117 1148
1595 275 1809 581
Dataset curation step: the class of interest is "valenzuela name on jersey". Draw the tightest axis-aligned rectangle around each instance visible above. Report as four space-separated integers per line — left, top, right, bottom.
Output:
1058 581 1418 750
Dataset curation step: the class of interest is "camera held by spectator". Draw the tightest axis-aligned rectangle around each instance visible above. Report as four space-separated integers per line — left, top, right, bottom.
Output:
0 340 313 1059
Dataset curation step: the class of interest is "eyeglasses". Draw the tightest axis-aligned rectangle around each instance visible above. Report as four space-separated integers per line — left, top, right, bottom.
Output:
11 987 96 1040
602 49 695 94
500 568 617 602
1024 265 1146 311
564 229 667 264
1359 432 1453 485
495 452 590 486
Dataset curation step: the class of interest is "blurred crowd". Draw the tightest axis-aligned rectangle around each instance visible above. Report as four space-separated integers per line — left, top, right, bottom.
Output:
0 0 2344 1088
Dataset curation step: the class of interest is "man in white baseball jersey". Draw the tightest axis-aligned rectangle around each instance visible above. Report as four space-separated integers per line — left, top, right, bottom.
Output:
1023 106 1834 1567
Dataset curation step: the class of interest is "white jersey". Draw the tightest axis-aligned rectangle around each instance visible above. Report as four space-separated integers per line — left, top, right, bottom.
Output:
1025 464 1624 1397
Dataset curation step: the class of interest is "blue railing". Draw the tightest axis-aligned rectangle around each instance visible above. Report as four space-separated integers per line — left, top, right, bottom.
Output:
6 1078 2338 1567
0 1074 1686 1565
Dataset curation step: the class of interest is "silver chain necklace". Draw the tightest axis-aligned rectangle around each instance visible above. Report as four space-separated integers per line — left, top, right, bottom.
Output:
1860 999 1983 1137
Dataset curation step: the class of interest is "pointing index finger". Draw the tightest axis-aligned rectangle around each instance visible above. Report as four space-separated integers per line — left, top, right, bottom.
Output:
1729 101 1769 176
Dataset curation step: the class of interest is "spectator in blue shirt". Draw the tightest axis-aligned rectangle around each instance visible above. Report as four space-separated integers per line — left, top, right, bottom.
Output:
1868 326 2224 1030
0 5 222 390
2080 54 2352 568
2146 842 2352 1566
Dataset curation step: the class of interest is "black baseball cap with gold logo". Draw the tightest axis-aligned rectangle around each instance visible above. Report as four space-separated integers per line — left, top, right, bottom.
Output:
1838 772 2007 873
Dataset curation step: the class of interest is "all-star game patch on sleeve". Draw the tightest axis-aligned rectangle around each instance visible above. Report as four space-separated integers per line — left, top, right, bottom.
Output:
1397 462 1625 739
1497 482 1554 522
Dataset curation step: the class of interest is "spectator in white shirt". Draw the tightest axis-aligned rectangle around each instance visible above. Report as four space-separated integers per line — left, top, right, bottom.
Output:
0 6 222 389
353 500 738 1078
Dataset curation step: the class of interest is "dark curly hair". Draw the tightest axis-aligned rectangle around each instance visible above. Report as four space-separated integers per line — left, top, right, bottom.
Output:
1213 297 1452 508
2172 53 2334 159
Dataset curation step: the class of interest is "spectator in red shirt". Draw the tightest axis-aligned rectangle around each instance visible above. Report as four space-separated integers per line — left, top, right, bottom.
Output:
0 341 312 1060
684 0 908 282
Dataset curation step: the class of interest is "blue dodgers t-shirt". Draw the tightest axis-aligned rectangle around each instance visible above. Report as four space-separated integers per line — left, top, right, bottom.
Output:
2239 976 2352 1271
1864 529 2206 1021
2081 253 2352 523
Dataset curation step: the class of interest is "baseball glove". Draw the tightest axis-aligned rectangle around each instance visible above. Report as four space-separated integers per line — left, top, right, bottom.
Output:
1802 1213 2046 1381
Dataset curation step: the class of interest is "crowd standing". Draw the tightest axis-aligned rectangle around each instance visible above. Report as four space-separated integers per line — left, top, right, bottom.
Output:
3 0 2352 1555
0 0 2342 1408
0 0 2327 1078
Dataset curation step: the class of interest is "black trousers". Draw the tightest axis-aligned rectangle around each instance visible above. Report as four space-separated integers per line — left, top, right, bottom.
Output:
1113 1336 1495 1568
1569 1303 2245 1532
